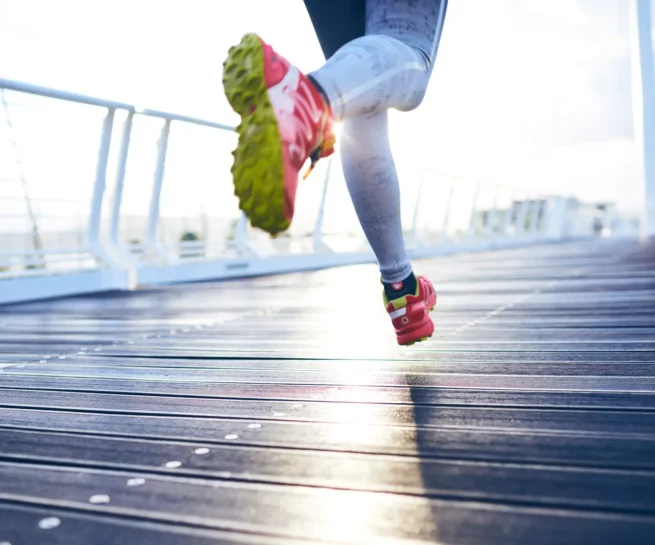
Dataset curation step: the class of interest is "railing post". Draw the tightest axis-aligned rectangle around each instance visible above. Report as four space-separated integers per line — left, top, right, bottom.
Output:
313 157 333 252
88 107 116 266
110 111 134 248
503 190 519 235
528 198 544 235
543 196 567 240
410 170 426 247
485 185 500 237
106 110 139 287
440 177 456 242
147 119 171 261
515 196 530 236
234 212 258 256
467 181 482 239
630 0 655 239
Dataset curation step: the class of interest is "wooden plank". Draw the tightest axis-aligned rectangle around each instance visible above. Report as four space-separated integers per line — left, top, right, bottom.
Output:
1 389 655 434
4 363 655 384
0 502 300 545
2 408 655 470
25 348 655 362
2 376 655 408
1 428 654 513
1 463 654 545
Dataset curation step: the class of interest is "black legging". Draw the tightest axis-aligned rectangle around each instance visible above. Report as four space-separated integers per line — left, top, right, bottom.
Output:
303 0 366 59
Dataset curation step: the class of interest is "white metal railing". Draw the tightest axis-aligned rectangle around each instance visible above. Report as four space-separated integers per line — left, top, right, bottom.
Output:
0 78 630 305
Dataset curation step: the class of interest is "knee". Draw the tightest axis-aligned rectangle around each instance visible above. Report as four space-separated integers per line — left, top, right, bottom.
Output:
398 53 432 112
397 84 429 112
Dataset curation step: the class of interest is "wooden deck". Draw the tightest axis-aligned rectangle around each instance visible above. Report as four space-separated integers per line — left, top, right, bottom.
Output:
0 238 654 544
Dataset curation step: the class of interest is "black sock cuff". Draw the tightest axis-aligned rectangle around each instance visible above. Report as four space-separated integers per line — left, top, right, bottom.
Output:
383 272 417 300
307 74 330 107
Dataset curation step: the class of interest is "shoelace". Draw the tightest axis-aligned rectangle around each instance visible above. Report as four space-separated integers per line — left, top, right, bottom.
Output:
303 118 335 179
303 128 335 180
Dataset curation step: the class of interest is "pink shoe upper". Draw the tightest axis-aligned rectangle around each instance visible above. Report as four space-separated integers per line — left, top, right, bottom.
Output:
259 38 335 221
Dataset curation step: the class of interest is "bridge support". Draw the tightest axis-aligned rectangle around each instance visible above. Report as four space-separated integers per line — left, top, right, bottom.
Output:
631 0 655 239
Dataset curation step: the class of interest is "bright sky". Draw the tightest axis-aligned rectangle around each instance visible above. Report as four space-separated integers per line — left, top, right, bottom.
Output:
0 0 653 240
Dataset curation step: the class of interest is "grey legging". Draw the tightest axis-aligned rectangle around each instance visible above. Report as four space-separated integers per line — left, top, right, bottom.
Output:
309 0 448 283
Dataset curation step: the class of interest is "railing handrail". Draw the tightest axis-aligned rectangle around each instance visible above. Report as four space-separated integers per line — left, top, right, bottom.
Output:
0 78 135 111
137 108 235 131
0 78 235 131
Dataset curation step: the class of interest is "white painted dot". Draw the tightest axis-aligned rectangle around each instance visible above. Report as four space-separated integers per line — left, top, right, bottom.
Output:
89 494 110 505
224 434 239 440
127 478 146 487
77 351 86 355
194 447 210 455
273 412 286 417
248 423 261 429
292 403 304 408
57 356 66 359
38 517 61 530
39 359 47 363
94 347 102 351
164 461 182 468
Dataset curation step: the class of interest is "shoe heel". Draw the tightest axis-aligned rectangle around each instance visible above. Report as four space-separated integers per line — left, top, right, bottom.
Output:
223 33 266 116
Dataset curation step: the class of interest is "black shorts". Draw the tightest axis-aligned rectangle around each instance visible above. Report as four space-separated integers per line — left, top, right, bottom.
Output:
303 0 366 59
